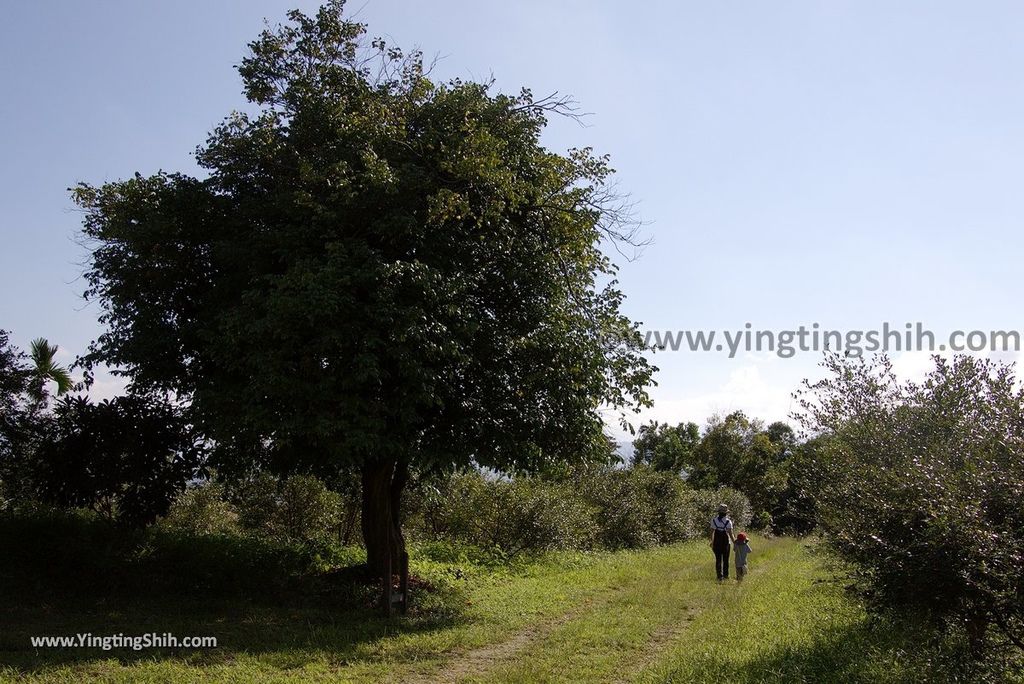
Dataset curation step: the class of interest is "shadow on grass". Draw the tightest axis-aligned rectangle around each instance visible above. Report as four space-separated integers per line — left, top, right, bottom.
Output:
725 619 978 684
0 512 469 674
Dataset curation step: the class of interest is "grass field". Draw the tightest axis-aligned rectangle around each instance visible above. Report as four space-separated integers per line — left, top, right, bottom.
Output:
0 534 997 683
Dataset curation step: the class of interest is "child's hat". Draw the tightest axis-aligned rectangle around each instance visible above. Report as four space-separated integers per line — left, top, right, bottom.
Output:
736 532 748 542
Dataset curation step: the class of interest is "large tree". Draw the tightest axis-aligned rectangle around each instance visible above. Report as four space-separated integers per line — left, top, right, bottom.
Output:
74 2 653 577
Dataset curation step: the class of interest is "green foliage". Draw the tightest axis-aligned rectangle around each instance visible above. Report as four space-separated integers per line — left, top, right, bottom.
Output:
680 486 753 535
632 420 700 472
159 482 240 536
231 472 279 532
798 352 1024 654
156 467 754 557
406 467 752 555
275 474 343 542
572 465 668 549
0 331 69 512
777 435 830 533
0 509 359 604
232 473 342 543
690 412 790 508
26 395 203 526
632 412 797 530
0 331 31 505
750 510 774 531
0 330 29 418
2 332 204 525
73 0 653 486
27 338 73 403
409 472 598 555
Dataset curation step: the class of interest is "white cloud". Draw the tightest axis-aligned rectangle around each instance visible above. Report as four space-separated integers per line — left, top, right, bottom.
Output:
85 372 129 401
889 350 936 383
889 348 1023 384
612 362 799 440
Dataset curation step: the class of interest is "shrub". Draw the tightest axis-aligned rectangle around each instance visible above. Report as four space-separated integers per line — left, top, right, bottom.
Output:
570 465 693 549
575 467 656 549
750 511 773 531
233 472 279 533
640 468 693 544
160 482 239 536
0 509 348 602
680 487 753 538
274 474 341 542
27 395 203 526
406 466 751 555
412 472 597 555
233 473 340 543
799 353 1024 656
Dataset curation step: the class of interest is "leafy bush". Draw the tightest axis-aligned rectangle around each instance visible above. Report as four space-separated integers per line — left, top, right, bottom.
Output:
569 465 697 549
680 486 753 538
160 482 239 536
799 353 1024 656
640 468 694 544
233 473 341 543
415 473 598 555
571 466 657 549
406 466 752 555
274 474 342 542
26 395 203 526
0 508 362 603
750 511 774 531
232 472 279 532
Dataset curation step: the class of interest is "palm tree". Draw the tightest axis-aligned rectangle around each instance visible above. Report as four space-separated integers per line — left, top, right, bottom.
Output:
28 338 73 403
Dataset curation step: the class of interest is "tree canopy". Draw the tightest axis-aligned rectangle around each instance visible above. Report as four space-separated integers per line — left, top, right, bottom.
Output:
631 420 700 473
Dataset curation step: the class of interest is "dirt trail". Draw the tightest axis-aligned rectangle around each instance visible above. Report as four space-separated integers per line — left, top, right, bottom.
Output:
609 607 699 684
611 554 781 684
407 606 585 684
410 563 707 684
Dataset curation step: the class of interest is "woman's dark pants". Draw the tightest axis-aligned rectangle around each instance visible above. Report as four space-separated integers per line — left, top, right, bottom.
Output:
713 536 730 579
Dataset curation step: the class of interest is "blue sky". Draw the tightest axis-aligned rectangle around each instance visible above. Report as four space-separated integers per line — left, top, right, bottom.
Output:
3 1 1023 435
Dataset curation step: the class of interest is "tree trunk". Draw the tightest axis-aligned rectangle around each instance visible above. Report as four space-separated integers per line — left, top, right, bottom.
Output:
361 458 408 580
340 497 359 546
966 612 989 659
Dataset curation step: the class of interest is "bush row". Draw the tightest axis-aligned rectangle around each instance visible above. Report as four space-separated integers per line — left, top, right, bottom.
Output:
161 466 751 555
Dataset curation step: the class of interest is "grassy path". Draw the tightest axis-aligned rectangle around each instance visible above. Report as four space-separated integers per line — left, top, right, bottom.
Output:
1 538 940 683
433 538 917 684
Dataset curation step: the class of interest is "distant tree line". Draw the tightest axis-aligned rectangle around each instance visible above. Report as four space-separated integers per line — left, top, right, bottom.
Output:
630 411 806 533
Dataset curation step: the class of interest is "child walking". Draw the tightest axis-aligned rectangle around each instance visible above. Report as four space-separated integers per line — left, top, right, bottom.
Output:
734 533 752 581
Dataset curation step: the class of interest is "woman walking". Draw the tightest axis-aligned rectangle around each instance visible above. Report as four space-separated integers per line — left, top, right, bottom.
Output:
709 503 734 581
